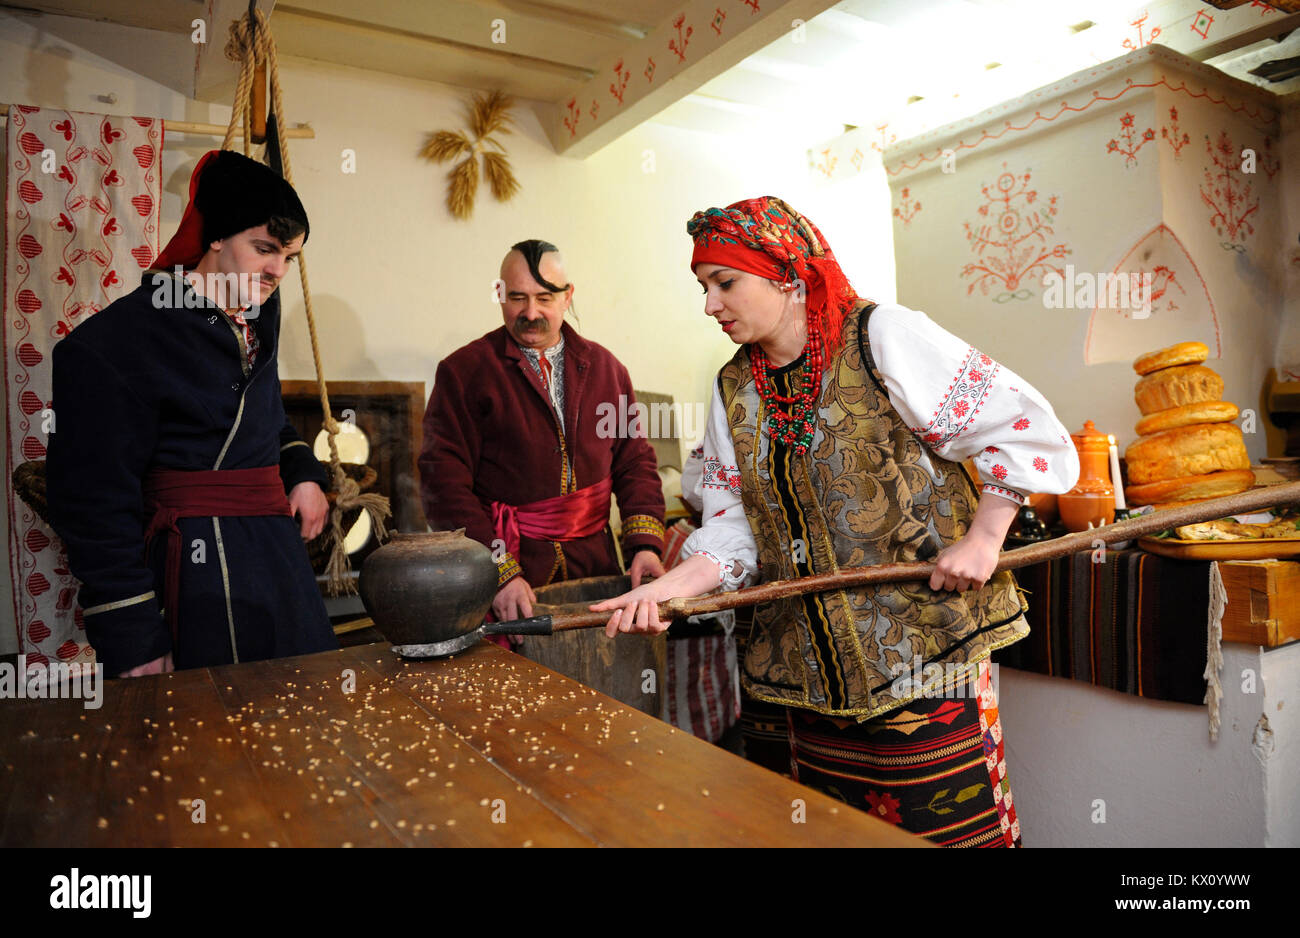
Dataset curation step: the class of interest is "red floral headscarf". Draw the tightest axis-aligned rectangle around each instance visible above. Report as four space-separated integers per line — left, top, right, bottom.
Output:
687 196 860 352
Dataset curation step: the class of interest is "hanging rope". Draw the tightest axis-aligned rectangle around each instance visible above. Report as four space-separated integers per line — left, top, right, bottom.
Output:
223 8 391 594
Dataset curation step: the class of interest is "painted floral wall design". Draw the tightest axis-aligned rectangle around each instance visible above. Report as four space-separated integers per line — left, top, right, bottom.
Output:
1200 130 1259 249
960 164 1069 302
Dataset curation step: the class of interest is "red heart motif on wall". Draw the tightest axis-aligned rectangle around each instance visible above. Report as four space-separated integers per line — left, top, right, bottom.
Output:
19 390 43 415
102 270 120 289
131 193 153 216
17 343 43 367
56 213 75 233
16 104 39 114
57 165 74 184
28 620 50 644
54 322 70 337
56 587 76 611
132 144 154 168
103 217 120 236
101 123 123 145
18 180 43 204
16 290 42 314
56 640 79 660
25 650 49 666
53 118 74 140
56 267 75 286
25 528 50 552
18 132 44 155
22 436 47 460
130 245 153 267
27 571 51 596
18 234 42 259
74 607 84 629
102 169 122 187
133 117 152 128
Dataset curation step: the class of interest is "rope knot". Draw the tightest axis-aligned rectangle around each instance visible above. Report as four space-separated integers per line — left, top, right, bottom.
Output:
224 9 272 67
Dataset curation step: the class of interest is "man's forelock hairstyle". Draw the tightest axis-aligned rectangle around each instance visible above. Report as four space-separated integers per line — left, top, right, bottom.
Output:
510 239 567 293
266 215 307 247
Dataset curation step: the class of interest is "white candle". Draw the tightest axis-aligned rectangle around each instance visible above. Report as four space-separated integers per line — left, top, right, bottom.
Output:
1108 435 1126 511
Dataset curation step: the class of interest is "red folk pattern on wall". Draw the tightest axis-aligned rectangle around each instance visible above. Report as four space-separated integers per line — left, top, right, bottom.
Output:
885 73 1274 177
870 123 896 153
893 187 921 227
1106 111 1155 167
1260 138 1280 181
711 6 726 34
960 164 1069 302
669 13 693 62
1200 131 1259 248
813 147 837 179
1122 12 1161 51
1190 10 1214 40
1161 106 1190 157
741 0 761 13
645 57 657 83
563 97 580 137
610 58 630 103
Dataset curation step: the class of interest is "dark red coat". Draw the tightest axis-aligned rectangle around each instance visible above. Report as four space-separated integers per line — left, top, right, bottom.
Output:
419 323 665 588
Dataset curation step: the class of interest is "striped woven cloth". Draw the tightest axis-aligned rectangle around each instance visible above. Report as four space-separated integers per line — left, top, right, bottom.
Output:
662 520 740 742
994 548 1211 705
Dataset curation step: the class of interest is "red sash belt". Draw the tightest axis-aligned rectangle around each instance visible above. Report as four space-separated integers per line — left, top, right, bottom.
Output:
143 465 293 639
490 476 613 559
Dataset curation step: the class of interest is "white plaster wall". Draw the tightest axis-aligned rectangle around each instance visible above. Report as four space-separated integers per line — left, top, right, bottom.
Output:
885 51 1283 463
1262 641 1299 847
999 639 1299 848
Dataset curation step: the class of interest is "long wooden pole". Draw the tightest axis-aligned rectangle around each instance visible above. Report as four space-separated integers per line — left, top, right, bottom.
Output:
0 105 314 138
527 480 1300 631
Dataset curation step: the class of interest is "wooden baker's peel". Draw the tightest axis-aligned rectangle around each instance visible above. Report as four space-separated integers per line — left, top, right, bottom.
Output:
394 481 1300 659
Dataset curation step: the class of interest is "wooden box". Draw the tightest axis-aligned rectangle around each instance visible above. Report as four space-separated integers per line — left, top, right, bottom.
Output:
1220 560 1300 648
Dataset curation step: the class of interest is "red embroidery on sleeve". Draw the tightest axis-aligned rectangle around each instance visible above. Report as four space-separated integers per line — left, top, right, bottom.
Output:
1033 456 1048 472
991 464 1008 480
703 457 743 496
985 445 999 454
1013 418 1030 431
911 346 999 449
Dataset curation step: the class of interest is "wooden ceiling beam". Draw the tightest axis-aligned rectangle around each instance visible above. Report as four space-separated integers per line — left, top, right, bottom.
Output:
549 0 840 158
274 3 593 81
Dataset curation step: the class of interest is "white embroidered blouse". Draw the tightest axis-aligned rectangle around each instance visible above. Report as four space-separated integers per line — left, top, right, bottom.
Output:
681 302 1080 587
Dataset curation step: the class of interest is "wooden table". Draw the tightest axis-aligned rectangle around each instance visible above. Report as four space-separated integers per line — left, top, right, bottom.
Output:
0 642 925 847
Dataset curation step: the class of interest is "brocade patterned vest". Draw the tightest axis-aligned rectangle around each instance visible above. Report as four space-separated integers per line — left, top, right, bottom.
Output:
718 303 1028 719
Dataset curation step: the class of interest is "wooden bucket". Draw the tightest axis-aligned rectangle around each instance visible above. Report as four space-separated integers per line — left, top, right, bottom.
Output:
520 575 666 717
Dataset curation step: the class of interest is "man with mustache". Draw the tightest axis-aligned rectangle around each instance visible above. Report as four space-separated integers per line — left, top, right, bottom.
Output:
419 240 666 626
46 150 335 677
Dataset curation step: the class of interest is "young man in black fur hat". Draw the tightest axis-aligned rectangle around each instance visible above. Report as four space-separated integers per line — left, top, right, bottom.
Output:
47 150 335 677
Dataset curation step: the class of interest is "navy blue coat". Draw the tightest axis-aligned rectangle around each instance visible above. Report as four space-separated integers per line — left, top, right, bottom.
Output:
46 272 335 675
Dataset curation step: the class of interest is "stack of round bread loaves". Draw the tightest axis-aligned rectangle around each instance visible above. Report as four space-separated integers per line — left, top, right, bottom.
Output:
1124 341 1254 508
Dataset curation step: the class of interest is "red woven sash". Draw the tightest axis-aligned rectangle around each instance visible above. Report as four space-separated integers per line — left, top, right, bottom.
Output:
143 466 293 639
490 476 613 559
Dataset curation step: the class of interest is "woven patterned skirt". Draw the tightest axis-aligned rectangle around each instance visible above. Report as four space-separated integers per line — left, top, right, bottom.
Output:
785 662 1021 847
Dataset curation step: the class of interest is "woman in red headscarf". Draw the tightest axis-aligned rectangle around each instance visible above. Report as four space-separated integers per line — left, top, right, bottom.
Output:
593 197 1079 846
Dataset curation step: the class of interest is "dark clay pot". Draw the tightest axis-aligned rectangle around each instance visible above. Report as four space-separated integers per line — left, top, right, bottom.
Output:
358 530 497 647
